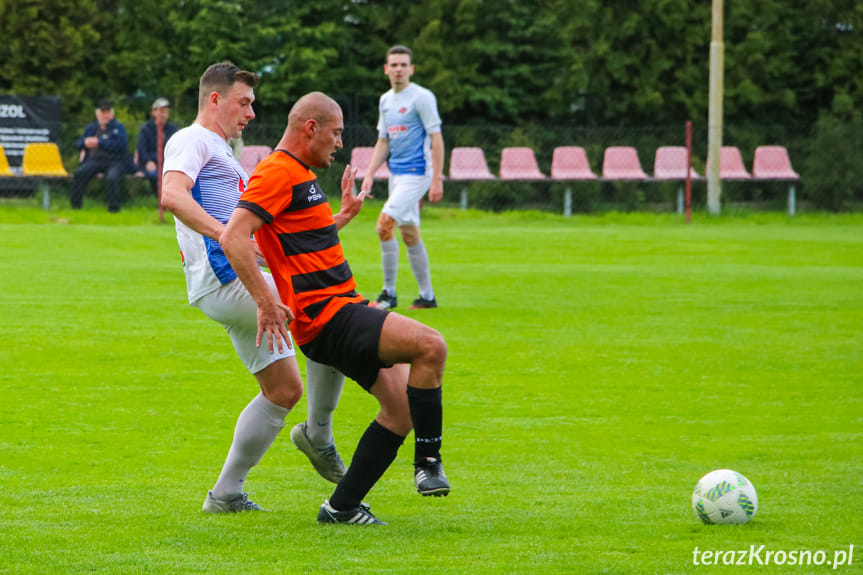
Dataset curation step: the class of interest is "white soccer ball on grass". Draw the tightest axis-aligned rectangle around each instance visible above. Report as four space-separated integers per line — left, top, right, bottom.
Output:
691 469 758 524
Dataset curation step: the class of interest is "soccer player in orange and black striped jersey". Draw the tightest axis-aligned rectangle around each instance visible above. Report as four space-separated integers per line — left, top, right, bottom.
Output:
221 92 451 525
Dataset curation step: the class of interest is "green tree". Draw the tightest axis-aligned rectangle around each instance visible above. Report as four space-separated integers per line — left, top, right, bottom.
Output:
0 0 101 109
558 0 711 126
157 0 355 121
99 0 178 102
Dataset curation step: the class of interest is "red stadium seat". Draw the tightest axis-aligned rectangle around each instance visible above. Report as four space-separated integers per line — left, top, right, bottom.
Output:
601 146 648 180
240 145 273 175
499 147 547 180
752 146 799 180
448 147 495 181
652 146 702 180
706 146 751 180
550 146 597 180
752 145 800 216
550 146 597 217
350 146 390 180
448 147 494 210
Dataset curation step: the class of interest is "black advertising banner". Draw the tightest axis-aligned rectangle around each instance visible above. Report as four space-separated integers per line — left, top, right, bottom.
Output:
0 95 62 171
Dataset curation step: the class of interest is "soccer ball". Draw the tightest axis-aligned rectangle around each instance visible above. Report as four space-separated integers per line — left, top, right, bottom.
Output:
691 469 758 524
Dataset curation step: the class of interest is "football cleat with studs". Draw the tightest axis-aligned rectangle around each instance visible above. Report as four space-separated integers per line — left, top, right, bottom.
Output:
414 457 450 496
317 500 387 525
370 290 397 310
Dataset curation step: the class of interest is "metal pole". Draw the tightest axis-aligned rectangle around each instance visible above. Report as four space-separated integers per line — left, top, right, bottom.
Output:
707 0 724 215
157 122 165 223
685 120 692 223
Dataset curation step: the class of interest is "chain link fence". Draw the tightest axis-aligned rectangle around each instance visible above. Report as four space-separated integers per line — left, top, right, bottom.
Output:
4 119 857 213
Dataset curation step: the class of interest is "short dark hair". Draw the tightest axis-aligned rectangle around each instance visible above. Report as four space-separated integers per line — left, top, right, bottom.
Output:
198 61 257 109
386 45 413 64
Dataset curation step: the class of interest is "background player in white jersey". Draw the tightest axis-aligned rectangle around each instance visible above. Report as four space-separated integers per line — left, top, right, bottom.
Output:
360 45 445 310
160 61 346 513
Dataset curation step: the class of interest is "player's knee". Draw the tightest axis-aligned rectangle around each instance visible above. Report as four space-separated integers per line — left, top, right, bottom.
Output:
378 410 413 437
372 377 413 435
419 328 447 368
264 382 303 409
400 226 420 245
376 215 395 240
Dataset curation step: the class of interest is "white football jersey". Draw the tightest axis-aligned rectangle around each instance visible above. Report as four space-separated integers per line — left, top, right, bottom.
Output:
162 123 248 303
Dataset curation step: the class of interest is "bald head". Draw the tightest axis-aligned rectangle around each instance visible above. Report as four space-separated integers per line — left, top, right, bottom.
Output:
279 92 344 169
288 92 341 133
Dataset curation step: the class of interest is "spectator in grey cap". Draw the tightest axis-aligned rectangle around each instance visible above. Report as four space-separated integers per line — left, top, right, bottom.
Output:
137 97 178 197
71 99 129 212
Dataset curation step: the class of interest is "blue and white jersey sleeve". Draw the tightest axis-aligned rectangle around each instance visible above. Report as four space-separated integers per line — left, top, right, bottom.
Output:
163 123 249 304
376 84 441 176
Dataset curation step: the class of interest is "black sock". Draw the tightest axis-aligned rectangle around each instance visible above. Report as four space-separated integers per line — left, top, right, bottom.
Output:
329 420 404 510
407 385 443 465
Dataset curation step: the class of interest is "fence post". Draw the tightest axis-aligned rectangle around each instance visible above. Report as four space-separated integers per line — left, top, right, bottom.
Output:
787 185 796 216
41 182 50 210
460 188 468 210
564 187 572 217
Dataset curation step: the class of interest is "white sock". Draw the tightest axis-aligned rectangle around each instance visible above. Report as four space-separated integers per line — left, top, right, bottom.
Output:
381 238 399 294
407 240 434 300
304 359 345 448
211 392 289 498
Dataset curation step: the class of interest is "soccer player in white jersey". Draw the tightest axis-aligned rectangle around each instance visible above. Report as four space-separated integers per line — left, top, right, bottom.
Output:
360 45 445 310
160 61 346 513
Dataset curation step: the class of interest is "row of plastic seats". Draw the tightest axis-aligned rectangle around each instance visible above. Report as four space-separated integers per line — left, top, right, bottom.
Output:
0 143 69 209
0 142 69 177
2 142 799 184
1 142 800 215
351 145 799 183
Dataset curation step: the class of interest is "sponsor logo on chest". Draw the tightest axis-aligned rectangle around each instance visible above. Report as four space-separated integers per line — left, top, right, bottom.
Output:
307 182 323 202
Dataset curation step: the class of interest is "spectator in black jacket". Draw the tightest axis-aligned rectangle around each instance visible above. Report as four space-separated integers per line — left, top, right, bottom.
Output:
136 97 178 197
71 99 129 212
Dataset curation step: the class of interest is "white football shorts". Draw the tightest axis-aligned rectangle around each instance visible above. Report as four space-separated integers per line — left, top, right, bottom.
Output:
194 272 296 374
382 173 433 227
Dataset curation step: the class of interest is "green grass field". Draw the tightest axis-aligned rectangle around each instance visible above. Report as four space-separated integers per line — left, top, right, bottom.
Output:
1 202 861 574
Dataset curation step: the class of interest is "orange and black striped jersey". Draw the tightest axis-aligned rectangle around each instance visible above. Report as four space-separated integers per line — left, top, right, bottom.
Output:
238 150 364 345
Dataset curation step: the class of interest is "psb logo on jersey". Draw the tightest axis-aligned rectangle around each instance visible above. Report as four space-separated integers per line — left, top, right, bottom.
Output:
307 183 323 203
287 179 326 212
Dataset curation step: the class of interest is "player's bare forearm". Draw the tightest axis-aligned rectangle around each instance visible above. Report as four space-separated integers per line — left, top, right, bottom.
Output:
161 171 225 240
429 177 444 202
360 138 390 195
220 209 270 307
220 208 293 352
429 132 445 202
